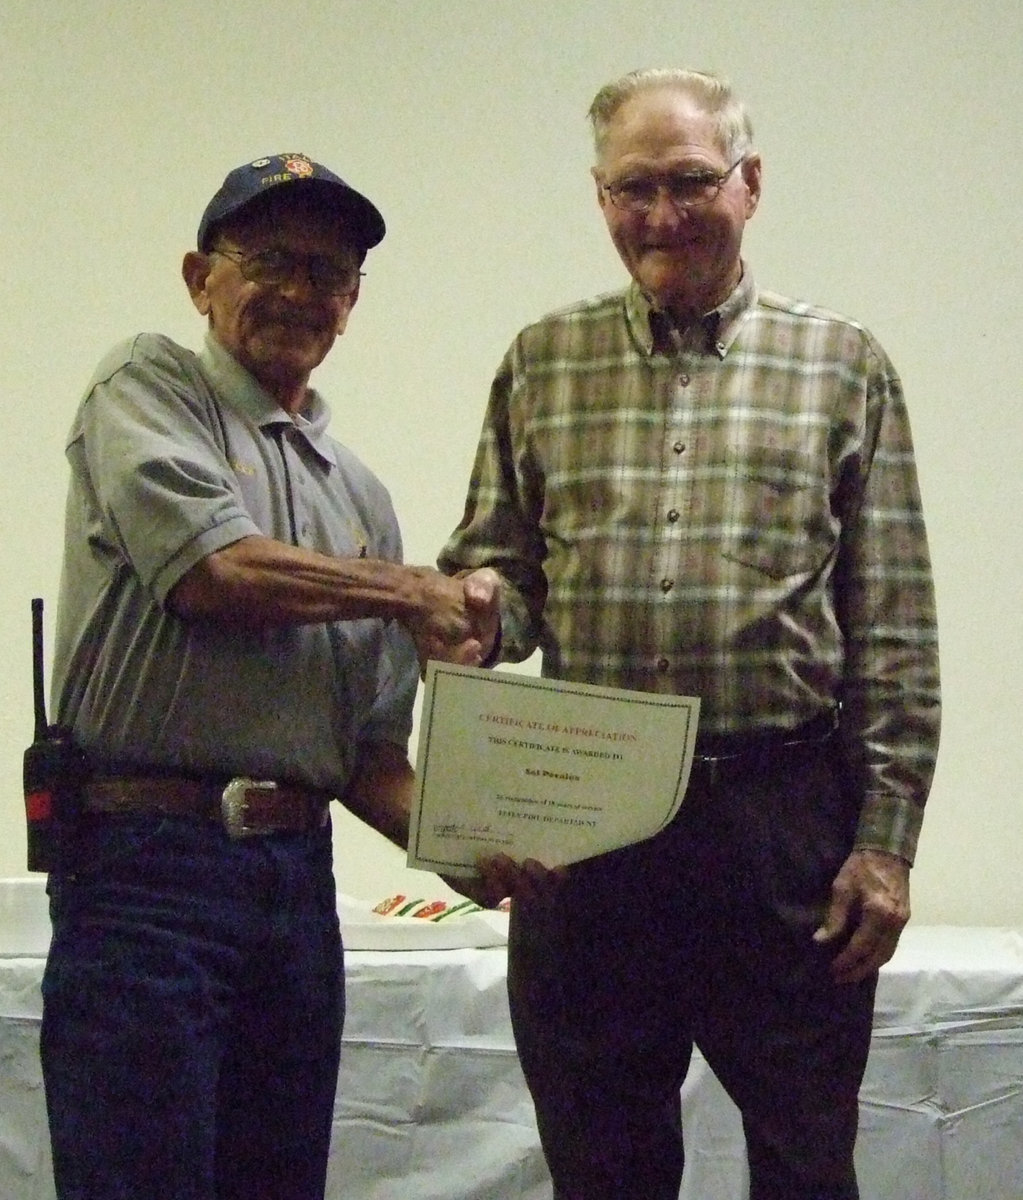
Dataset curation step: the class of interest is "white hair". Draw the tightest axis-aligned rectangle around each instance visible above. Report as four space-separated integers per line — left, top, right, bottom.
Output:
588 68 754 162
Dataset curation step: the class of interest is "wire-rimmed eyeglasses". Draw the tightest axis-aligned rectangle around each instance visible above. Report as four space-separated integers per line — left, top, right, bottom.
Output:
211 245 364 296
602 158 745 214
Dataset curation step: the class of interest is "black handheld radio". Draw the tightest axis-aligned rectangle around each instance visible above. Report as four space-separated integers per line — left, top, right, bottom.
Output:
23 598 87 872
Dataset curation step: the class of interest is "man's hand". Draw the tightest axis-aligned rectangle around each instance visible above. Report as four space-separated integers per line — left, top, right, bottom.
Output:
404 568 481 666
813 848 911 984
445 852 566 909
461 568 502 662
409 567 502 670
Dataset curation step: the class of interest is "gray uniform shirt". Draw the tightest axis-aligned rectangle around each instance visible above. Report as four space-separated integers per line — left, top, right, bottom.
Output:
53 331 417 792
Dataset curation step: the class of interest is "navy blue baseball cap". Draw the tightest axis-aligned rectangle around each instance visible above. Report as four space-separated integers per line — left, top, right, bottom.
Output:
196 152 385 252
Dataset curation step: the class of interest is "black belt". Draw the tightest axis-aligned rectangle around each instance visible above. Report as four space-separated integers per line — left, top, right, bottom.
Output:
82 775 331 839
691 709 838 783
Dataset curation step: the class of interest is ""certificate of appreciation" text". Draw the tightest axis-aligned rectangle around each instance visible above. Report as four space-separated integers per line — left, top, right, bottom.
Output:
408 663 701 876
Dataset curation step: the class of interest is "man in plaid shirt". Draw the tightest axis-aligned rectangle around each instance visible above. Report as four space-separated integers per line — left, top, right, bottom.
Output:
442 68 940 1199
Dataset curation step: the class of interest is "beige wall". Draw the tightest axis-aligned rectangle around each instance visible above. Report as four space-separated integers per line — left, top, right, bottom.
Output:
2 0 1020 924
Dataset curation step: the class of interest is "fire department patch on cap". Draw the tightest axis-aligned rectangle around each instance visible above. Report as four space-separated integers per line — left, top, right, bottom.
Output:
196 152 385 251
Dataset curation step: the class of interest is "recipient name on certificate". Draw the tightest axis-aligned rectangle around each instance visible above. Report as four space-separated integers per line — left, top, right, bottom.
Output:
408 663 700 876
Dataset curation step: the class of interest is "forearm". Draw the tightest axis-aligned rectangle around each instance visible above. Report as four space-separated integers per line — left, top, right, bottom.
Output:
841 647 939 865
837 361 941 863
341 740 414 852
170 534 451 630
436 355 546 664
852 794 924 864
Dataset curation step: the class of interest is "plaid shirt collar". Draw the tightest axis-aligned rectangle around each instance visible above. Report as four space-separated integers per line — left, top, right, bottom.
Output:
625 264 758 360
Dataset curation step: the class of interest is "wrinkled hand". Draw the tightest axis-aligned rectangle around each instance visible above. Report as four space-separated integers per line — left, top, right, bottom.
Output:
406 567 502 671
404 568 481 668
439 872 493 909
813 848 911 984
460 568 502 663
445 852 566 910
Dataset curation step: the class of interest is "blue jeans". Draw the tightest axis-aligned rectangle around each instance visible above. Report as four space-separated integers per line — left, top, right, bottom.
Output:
40 812 344 1200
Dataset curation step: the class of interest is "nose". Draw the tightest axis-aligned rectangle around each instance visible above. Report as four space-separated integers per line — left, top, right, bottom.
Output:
274 264 319 300
645 187 688 225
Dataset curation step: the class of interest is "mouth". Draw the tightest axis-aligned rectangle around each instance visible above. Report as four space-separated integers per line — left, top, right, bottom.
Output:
264 307 316 323
643 239 694 253
260 311 328 335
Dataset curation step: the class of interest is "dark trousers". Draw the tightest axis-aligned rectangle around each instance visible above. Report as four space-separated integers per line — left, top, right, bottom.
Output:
508 734 876 1200
40 814 344 1200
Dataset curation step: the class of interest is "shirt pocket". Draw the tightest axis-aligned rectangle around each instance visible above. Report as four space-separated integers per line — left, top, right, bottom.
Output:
718 445 836 581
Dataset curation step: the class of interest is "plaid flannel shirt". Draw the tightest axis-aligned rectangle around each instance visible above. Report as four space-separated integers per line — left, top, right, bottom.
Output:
440 270 940 861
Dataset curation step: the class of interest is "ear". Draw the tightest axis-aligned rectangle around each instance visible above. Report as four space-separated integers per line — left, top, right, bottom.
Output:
182 251 213 316
334 278 360 336
741 154 763 219
591 165 608 213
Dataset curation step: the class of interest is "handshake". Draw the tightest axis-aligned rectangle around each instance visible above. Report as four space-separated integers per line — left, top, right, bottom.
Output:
402 565 502 672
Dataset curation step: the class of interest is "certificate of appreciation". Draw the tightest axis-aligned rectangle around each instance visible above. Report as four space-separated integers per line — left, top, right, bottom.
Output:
408 663 701 876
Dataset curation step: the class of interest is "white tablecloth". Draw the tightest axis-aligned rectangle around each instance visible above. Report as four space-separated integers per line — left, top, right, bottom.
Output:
2 878 1022 1199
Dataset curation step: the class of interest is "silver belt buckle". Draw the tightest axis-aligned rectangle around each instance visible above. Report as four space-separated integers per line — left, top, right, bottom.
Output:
221 777 277 838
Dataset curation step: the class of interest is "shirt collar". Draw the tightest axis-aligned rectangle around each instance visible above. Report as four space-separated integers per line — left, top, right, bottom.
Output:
625 265 758 360
199 332 337 468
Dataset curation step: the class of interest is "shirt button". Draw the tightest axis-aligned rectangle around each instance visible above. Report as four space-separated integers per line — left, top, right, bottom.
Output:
673 441 686 454
678 374 691 387
657 657 671 672
667 508 680 523
660 578 674 593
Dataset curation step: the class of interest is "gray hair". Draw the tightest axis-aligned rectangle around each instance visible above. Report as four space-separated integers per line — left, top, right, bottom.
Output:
588 68 754 163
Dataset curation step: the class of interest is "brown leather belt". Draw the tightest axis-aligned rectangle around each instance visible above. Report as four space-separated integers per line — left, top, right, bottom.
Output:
82 776 331 839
